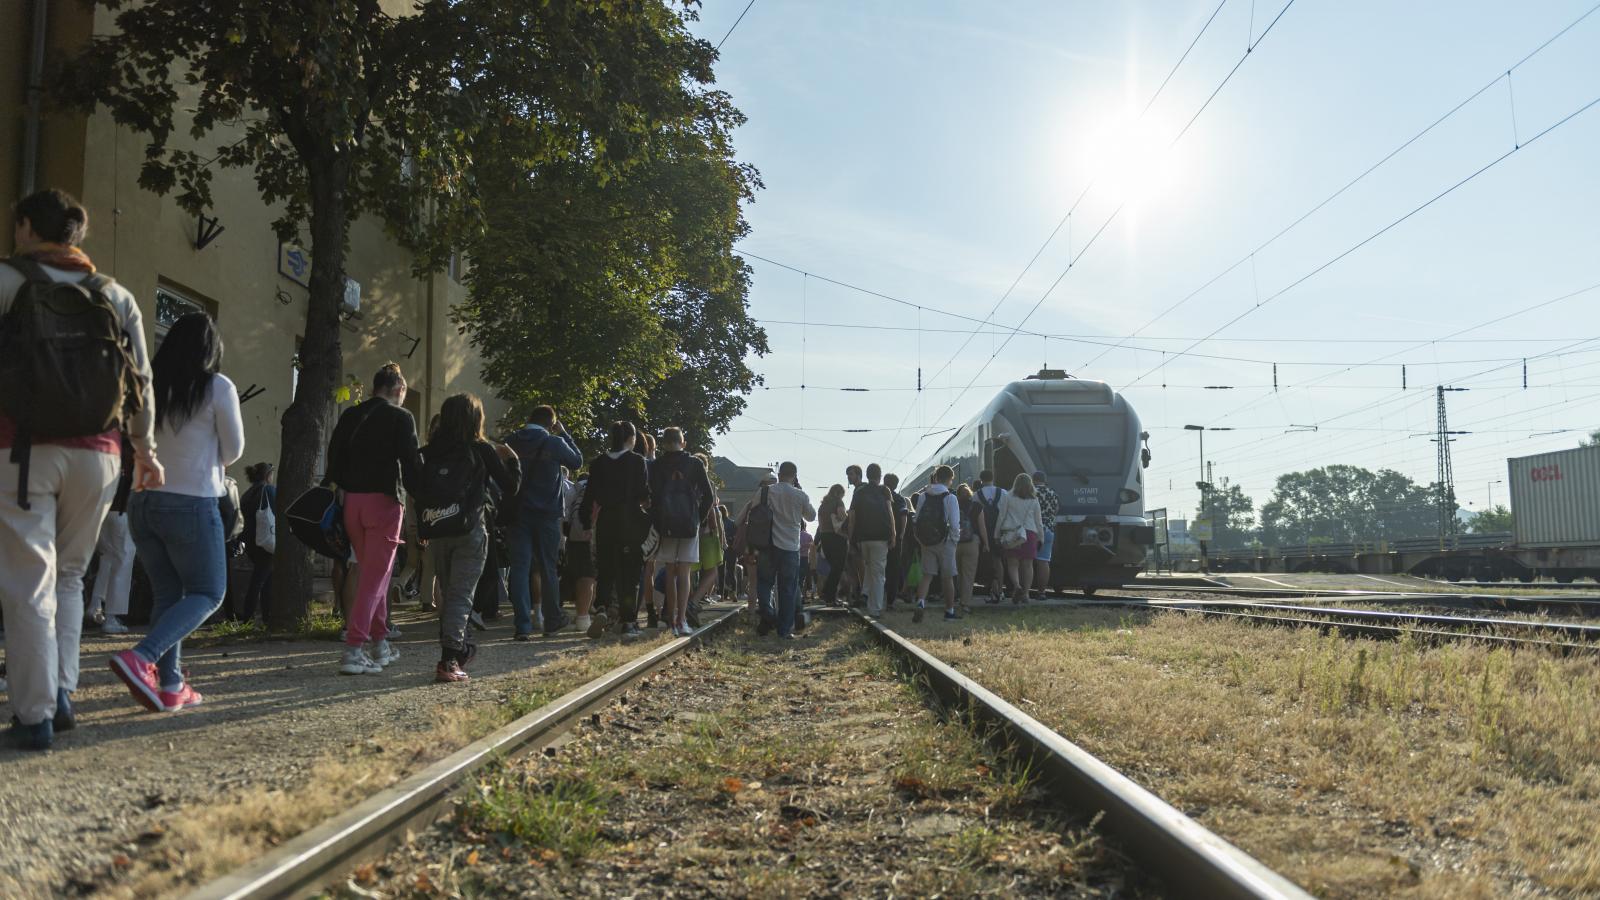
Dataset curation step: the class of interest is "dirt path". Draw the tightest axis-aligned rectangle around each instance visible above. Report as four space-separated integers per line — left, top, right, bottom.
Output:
347 616 1155 898
0 608 666 896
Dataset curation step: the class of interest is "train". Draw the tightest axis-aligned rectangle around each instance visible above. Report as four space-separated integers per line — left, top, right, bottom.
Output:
1206 444 1600 583
903 370 1156 592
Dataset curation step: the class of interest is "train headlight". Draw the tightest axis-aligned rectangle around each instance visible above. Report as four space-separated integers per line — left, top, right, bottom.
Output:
1118 488 1140 504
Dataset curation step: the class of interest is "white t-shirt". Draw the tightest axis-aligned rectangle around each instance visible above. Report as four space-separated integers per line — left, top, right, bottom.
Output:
151 374 245 498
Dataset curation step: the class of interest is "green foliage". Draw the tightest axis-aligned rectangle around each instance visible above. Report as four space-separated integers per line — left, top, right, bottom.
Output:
1196 482 1255 549
458 84 765 449
1582 428 1600 448
1260 465 1442 545
1466 504 1514 534
53 0 732 623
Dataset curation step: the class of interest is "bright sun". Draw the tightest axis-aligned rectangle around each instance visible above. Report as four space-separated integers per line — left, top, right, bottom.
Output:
1080 107 1188 208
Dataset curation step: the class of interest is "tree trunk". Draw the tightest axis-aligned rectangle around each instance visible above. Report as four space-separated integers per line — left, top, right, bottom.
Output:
268 158 350 629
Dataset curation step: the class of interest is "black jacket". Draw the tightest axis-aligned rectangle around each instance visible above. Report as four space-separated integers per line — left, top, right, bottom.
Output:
579 450 650 534
325 398 420 498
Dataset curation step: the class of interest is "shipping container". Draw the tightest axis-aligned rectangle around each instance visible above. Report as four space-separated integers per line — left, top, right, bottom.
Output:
1507 445 1600 548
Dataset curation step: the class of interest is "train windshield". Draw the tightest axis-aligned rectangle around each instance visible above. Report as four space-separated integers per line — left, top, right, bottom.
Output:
1024 414 1126 477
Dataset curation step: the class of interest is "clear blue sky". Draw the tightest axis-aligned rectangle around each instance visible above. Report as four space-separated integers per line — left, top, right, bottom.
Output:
691 0 1600 520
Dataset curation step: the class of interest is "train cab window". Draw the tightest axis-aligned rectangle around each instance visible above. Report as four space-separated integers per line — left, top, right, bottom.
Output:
1025 415 1127 476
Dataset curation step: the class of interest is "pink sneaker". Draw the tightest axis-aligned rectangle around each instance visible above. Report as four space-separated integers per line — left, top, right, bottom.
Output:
109 650 165 712
158 683 204 711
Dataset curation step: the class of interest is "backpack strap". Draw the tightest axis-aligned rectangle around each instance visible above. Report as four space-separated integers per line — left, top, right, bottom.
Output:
3 255 50 283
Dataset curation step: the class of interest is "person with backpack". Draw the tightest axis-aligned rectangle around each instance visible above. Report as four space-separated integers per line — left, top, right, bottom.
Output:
86 436 136 634
647 427 714 636
910 466 962 623
580 421 652 640
504 406 584 638
562 471 599 635
995 472 1045 604
322 363 420 675
236 461 278 624
417 393 520 683
953 483 989 614
845 462 896 618
1 189 161 749
685 455 724 626
974 469 1008 602
109 312 244 713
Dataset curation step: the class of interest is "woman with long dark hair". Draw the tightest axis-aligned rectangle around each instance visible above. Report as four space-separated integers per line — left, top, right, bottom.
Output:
579 421 651 640
110 312 244 712
420 393 519 683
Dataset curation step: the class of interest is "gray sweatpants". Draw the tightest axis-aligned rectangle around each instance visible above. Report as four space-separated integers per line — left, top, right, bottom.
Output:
431 525 488 657
0 445 119 724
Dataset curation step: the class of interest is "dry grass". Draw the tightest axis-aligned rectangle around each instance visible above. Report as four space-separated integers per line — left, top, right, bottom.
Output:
894 606 1600 897
349 620 1152 897
104 635 671 898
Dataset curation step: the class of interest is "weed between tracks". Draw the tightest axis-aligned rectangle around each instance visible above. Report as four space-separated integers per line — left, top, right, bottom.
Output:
348 619 1153 897
104 635 672 898
895 605 1600 897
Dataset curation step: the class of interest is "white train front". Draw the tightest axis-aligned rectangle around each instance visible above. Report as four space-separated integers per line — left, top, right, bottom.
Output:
905 371 1154 592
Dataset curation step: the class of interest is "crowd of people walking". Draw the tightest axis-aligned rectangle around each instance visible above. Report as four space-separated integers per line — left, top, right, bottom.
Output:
0 188 1064 752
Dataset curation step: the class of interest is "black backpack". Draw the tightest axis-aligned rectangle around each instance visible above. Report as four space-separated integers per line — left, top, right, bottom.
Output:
851 483 891 541
914 491 951 546
0 257 143 507
744 486 774 551
415 442 486 539
658 458 701 539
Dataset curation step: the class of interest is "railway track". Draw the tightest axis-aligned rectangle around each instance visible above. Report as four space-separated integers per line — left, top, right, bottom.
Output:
1106 584 1600 617
1100 595 1600 654
187 608 1310 900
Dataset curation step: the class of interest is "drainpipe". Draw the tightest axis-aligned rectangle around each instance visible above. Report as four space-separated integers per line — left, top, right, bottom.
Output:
20 0 49 196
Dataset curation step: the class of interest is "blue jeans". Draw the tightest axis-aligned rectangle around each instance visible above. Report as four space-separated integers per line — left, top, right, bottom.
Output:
756 549 801 636
128 491 226 690
508 510 563 635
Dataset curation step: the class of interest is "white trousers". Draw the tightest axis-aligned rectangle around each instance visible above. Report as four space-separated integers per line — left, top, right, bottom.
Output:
0 445 119 724
89 509 134 618
858 540 889 616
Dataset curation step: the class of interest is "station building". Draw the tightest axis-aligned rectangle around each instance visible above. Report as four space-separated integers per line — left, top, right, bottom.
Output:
1 2 507 481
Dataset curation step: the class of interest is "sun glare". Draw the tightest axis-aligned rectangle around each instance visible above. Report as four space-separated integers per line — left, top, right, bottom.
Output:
1080 108 1188 209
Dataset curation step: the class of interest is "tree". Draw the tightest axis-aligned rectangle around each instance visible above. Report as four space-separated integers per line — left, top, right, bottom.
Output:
1259 465 1438 545
1196 482 1255 549
1582 428 1600 447
1466 504 1514 534
57 1 718 626
458 84 765 451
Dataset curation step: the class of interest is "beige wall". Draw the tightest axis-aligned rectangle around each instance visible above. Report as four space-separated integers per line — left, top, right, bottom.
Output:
2 3 506 480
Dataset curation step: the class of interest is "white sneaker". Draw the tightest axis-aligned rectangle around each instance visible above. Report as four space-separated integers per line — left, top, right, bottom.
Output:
338 646 382 675
386 625 402 639
372 640 400 667
575 615 591 634
101 617 129 635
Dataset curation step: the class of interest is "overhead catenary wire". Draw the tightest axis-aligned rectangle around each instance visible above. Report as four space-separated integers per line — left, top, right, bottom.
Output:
1124 90 1600 391
715 0 759 51
1078 1 1600 375
903 0 1302 467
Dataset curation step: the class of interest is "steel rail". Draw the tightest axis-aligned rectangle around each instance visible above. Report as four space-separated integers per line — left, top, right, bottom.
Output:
1155 606 1600 655
855 612 1312 900
1173 599 1600 642
186 609 740 900
1111 585 1600 615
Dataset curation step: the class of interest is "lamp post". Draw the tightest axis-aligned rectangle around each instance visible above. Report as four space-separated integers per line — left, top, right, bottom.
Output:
1184 425 1233 573
1488 479 1503 509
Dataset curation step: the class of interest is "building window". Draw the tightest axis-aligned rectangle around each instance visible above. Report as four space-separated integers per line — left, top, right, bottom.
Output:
153 284 214 345
448 251 465 284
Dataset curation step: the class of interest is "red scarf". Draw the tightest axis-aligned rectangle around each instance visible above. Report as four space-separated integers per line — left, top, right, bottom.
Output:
21 242 95 272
